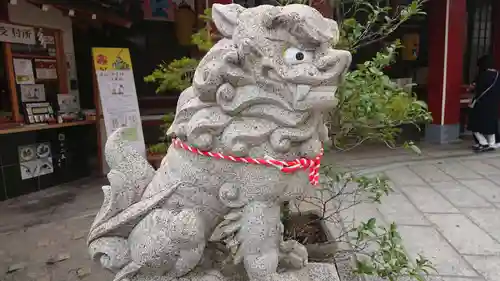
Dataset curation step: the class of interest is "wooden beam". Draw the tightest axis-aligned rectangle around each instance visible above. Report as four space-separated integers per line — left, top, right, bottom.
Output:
55 30 69 94
0 0 8 21
3 43 22 123
91 52 104 176
26 0 133 28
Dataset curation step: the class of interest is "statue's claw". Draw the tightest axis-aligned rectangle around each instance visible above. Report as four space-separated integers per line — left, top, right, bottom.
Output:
279 240 308 269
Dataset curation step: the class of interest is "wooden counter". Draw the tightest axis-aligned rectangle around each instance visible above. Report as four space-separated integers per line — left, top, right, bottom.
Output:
0 120 96 135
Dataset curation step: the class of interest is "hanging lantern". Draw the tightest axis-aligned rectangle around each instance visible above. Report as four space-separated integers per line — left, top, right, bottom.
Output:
174 4 196 46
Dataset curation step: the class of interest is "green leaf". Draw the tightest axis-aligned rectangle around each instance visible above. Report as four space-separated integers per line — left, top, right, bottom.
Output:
413 100 428 109
367 218 377 228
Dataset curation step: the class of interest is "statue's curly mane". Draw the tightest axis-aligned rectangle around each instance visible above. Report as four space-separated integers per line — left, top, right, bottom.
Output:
168 42 328 160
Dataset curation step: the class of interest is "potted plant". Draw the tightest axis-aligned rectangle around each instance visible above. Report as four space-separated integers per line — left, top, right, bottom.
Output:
146 112 175 168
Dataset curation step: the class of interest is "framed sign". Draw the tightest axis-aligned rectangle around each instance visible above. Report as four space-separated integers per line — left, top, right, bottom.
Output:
34 59 58 80
0 22 36 45
13 58 35 85
20 84 46 102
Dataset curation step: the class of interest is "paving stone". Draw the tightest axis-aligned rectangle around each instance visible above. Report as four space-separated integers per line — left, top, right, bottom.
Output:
430 182 493 208
397 226 478 277
400 186 459 213
460 160 500 177
460 180 500 203
439 277 486 281
462 208 500 242
37 239 51 247
482 158 500 170
339 201 387 227
484 175 500 186
410 164 454 182
384 167 427 186
427 277 486 281
463 255 500 281
434 161 482 180
46 253 71 265
376 193 431 226
71 231 86 240
426 214 500 255
37 275 51 281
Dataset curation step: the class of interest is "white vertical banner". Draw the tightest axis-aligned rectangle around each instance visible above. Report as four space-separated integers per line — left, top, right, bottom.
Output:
92 48 146 158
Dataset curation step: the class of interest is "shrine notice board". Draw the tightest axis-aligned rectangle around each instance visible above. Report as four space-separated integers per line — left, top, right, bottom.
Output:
92 48 146 157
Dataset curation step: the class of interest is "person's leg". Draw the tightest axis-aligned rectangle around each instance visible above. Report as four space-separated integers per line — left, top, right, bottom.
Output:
474 132 495 152
495 123 500 148
487 134 496 147
473 134 480 148
474 132 487 144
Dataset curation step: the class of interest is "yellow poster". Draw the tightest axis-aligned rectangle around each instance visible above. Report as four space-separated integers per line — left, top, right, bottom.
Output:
402 33 420 61
92 48 133 71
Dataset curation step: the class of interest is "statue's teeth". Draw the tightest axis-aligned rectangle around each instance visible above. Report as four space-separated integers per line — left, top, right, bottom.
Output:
296 85 311 101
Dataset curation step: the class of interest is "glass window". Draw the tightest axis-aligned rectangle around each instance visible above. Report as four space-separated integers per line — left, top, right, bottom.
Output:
464 0 493 83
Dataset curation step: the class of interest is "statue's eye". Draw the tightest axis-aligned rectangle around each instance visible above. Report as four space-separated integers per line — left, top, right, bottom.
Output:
283 47 312 65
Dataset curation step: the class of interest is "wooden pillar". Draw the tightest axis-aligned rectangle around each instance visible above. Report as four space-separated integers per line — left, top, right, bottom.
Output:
0 0 8 21
425 0 466 144
311 0 333 19
208 0 232 6
207 0 232 42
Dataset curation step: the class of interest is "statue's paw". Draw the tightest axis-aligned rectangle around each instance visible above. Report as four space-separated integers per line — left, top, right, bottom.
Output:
129 268 230 281
261 263 339 281
128 208 206 277
279 240 308 269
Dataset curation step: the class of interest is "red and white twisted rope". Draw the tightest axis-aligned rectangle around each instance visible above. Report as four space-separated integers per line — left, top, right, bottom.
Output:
172 138 323 186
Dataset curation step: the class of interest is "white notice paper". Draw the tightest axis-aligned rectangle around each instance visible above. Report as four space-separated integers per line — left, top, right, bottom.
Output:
96 70 145 156
20 84 46 102
13 58 35 85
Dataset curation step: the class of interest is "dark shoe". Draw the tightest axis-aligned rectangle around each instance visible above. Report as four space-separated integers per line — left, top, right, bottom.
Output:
473 145 492 153
480 145 495 153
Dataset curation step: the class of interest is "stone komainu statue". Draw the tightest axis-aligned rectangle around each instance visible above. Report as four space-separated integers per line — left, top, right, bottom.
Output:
88 3 351 281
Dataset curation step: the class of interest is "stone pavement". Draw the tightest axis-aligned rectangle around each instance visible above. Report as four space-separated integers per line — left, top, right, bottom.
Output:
1 147 500 281
0 177 113 281
343 156 500 281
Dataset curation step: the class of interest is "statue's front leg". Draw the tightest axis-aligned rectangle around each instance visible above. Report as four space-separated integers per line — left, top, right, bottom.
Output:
279 237 308 269
240 201 290 281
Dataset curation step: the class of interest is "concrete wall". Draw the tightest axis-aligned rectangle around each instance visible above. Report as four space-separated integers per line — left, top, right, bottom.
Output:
8 0 74 56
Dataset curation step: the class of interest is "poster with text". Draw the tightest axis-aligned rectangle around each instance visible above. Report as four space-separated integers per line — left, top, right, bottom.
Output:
57 94 80 113
34 59 58 80
13 58 35 85
92 47 146 157
20 84 46 102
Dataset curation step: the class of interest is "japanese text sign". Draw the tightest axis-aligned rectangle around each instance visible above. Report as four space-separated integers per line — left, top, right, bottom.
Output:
0 23 36 45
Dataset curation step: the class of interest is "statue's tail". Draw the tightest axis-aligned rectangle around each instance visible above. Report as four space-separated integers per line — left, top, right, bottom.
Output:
90 128 156 232
88 128 157 276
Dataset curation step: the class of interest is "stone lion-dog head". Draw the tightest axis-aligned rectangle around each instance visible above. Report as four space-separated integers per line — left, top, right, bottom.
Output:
168 3 352 161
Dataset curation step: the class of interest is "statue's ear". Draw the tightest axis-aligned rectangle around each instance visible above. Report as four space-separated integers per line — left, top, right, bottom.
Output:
264 5 338 44
212 3 245 38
